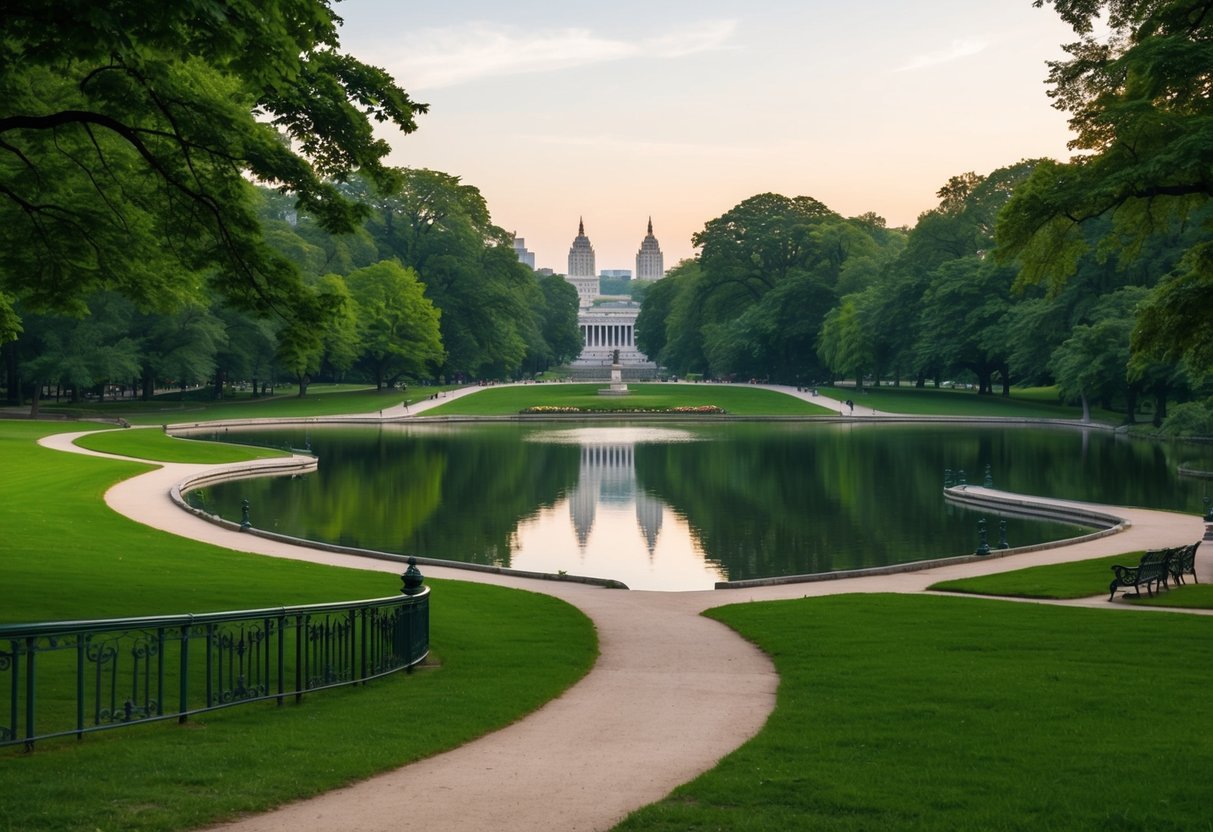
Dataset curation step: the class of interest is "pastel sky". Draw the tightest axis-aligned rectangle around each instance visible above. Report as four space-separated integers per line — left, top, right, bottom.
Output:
335 0 1080 273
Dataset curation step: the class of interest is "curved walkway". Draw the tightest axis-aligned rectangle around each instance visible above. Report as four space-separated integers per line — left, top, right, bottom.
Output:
37 421 1210 832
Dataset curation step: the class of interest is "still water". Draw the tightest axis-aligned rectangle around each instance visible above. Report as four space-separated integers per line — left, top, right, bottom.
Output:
194 422 1213 591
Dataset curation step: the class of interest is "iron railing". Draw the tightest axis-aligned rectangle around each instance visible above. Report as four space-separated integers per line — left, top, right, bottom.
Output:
0 582 429 750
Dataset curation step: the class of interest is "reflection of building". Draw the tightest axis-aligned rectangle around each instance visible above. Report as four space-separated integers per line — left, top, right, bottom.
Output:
565 218 658 379
568 442 663 554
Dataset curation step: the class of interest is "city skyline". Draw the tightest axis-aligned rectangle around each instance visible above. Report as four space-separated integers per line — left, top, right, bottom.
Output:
336 1 1080 271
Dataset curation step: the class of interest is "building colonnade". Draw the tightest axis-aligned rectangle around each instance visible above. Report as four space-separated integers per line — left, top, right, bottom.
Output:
581 322 636 349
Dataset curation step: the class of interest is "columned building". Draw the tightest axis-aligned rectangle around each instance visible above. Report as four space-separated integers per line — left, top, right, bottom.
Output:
635 217 664 280
564 217 659 379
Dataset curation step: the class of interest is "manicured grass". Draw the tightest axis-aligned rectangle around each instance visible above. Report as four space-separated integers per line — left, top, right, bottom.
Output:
423 383 833 416
36 384 453 426
929 553 1141 599
0 422 597 831
614 594 1213 832
72 426 288 463
1130 583 1213 609
818 385 1100 420
930 553 1213 608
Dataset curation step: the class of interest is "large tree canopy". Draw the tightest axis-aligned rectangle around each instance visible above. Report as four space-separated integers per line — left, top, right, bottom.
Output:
0 0 425 342
996 0 1213 368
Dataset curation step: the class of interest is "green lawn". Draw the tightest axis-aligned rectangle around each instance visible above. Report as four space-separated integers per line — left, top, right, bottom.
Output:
34 383 452 426
614 594 1213 832
0 422 597 832
72 426 289 462
930 552 1213 608
819 384 1107 420
929 553 1141 599
423 383 833 416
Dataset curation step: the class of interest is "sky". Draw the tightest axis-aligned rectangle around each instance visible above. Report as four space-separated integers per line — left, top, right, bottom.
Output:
335 1 1081 273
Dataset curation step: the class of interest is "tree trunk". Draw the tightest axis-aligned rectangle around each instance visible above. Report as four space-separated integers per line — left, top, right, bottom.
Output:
213 368 226 400
1079 391 1091 424
1153 382 1168 427
29 382 41 418
1124 384 1138 425
3 343 17 405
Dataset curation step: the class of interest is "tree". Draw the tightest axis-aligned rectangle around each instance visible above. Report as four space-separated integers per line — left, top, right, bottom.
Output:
346 261 444 389
18 294 141 414
1 0 425 335
357 169 543 378
136 305 227 399
997 0 1213 369
528 274 582 374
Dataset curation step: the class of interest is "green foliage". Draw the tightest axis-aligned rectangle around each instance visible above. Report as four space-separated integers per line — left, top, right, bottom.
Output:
532 274 583 371
348 169 575 380
998 1 1213 371
1158 398 1213 437
641 196 902 382
616 594 1213 831
0 0 425 333
346 260 444 388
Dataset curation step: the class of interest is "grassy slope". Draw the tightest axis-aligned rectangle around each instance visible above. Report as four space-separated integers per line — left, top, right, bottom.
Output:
423 383 832 415
614 594 1213 832
35 384 443 426
72 426 288 462
0 422 596 831
818 384 1103 420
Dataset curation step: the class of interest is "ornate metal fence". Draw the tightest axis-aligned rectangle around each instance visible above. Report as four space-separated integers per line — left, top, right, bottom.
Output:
0 579 429 750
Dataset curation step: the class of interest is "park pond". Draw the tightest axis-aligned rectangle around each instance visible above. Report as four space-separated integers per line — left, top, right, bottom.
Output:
191 422 1213 591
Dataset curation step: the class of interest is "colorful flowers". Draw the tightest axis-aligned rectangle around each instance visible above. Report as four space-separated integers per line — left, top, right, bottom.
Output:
520 405 726 414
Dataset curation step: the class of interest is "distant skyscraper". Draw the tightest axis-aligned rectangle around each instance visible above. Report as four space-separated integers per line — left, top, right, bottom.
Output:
635 217 664 280
566 218 599 309
512 234 535 269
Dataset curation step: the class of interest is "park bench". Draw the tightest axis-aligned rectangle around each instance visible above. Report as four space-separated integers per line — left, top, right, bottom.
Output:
1167 541 1201 585
1108 548 1173 601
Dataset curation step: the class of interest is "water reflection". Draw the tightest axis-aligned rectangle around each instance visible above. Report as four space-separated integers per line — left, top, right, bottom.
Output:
195 423 1213 591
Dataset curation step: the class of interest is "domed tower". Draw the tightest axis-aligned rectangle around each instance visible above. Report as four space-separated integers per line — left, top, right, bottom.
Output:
634 217 664 280
566 217 598 309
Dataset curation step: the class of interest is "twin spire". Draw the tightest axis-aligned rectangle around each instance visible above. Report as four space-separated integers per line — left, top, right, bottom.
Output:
575 216 655 237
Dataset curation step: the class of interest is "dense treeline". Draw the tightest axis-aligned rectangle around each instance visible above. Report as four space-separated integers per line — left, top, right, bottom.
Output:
1 172 583 409
635 163 1210 428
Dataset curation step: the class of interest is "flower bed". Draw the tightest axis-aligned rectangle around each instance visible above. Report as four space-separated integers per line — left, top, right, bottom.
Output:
520 405 727 414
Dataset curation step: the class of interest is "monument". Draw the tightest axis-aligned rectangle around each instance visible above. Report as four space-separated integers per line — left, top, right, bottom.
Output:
598 349 630 396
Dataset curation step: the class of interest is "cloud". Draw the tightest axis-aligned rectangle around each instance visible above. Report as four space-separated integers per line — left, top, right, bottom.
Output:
894 38 989 72
388 20 737 89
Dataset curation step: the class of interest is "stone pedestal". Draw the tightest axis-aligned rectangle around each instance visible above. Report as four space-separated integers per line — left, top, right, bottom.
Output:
599 350 630 396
